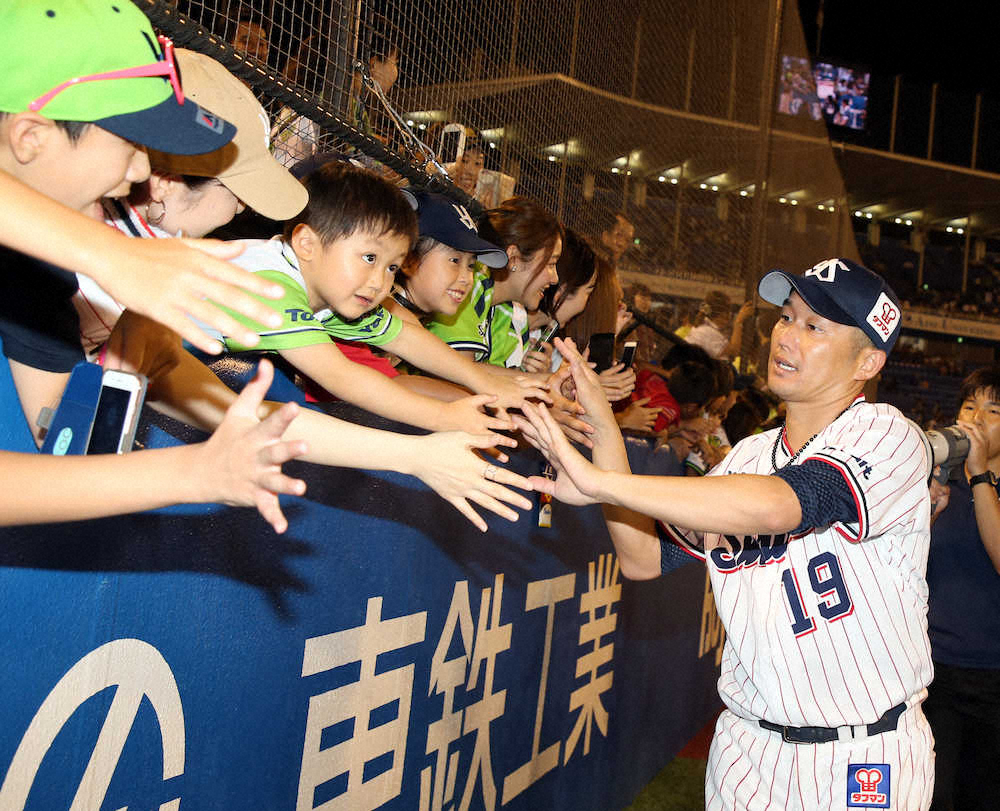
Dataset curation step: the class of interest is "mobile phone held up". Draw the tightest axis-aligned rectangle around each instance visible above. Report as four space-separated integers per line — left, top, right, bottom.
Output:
588 333 615 373
87 369 148 454
620 340 638 368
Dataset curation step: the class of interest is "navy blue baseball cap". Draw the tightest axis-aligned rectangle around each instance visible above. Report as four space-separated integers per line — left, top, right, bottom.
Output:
758 258 902 353
411 191 508 268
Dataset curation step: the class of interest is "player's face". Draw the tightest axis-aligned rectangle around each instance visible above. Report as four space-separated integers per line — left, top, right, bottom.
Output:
767 292 873 406
406 243 475 316
47 126 150 220
312 228 411 320
513 237 561 310
958 388 1000 461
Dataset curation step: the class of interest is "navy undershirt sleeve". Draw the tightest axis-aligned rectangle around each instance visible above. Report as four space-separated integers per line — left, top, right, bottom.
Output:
774 458 859 533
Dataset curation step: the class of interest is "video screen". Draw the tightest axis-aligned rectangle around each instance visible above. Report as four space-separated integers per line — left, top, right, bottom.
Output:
778 55 870 131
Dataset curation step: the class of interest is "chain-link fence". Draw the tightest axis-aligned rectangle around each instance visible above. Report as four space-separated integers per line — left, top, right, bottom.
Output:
142 0 861 311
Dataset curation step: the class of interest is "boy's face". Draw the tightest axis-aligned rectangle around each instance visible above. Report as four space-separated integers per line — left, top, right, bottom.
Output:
311 227 411 320
5 118 151 219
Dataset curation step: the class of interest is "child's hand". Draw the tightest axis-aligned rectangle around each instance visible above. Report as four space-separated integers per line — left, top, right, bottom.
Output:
438 394 519 444
477 370 552 419
407 432 534 531
616 397 662 432
598 363 636 403
196 359 308 533
98 236 286 355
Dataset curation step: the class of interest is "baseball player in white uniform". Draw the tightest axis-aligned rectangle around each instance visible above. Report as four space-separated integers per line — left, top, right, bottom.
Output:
519 258 934 810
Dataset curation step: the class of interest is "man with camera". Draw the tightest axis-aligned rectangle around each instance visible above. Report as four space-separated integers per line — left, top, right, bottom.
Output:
924 366 1000 811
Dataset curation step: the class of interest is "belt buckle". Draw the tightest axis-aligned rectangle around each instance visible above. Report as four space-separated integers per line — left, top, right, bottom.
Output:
780 726 797 744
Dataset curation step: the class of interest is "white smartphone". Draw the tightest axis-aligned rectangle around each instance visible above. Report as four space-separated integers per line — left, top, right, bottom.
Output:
86 369 148 454
439 122 466 165
620 341 638 368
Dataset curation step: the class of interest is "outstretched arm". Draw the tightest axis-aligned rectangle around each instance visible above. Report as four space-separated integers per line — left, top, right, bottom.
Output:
0 170 286 354
0 360 307 532
106 318 534 532
385 320 551 415
521 338 801 576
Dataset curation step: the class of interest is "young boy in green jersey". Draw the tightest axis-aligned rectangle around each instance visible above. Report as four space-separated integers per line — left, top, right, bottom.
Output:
222 163 549 432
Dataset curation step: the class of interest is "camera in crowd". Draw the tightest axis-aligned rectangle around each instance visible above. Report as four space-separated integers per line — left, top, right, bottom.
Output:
923 425 970 484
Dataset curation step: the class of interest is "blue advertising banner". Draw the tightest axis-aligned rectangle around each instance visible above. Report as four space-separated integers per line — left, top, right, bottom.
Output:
0 404 723 811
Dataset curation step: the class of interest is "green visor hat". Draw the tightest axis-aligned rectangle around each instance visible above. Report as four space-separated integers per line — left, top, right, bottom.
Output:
0 1 235 155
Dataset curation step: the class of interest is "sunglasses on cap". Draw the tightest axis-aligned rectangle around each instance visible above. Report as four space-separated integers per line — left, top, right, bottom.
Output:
29 35 183 113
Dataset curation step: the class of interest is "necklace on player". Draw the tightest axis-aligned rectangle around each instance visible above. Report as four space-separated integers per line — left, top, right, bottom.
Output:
771 428 821 471
770 402 858 472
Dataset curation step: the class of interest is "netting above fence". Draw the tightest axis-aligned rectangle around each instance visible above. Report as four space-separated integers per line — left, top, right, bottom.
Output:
147 0 859 303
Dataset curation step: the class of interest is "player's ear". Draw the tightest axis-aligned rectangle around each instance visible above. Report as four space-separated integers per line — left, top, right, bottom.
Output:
855 345 887 382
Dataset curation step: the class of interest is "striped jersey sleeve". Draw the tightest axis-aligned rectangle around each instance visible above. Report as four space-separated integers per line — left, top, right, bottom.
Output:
801 404 928 543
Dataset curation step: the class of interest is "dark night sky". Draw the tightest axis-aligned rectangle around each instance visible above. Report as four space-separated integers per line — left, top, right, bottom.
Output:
797 2 1000 167
799 1 1000 93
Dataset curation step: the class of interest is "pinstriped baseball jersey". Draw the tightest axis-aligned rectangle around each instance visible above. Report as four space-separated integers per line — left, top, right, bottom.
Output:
661 397 932 728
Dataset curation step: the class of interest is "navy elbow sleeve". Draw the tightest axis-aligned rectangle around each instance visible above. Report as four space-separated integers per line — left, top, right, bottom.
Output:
774 459 858 533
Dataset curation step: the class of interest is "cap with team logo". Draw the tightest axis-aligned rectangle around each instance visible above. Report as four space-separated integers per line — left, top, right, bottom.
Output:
147 50 308 220
758 258 902 353
412 191 508 268
0 1 235 156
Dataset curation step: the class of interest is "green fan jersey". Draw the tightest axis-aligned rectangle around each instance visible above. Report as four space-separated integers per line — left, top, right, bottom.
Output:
488 301 529 368
426 269 495 361
222 239 402 352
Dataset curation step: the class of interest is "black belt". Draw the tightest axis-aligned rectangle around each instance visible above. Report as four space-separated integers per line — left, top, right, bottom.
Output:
758 702 906 744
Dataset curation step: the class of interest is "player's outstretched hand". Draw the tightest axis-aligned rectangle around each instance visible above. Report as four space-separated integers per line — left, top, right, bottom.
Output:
97 236 286 355
553 338 617 433
408 431 534 532
541 365 594 446
197 359 308 533
517 402 603 506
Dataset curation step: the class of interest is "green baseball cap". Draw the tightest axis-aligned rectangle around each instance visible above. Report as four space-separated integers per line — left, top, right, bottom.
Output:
0 1 236 155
